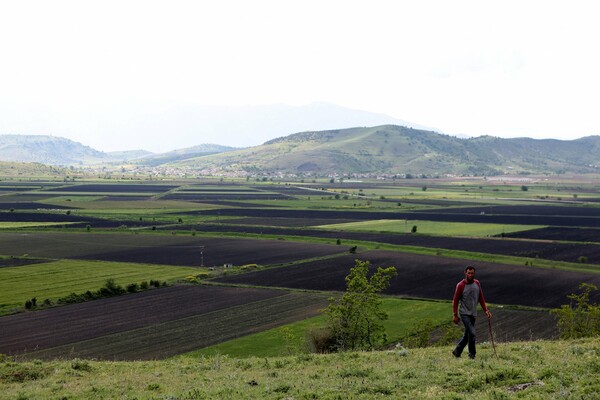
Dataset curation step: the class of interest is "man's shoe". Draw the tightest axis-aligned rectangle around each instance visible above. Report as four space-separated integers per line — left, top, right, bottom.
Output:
452 349 460 358
468 353 475 359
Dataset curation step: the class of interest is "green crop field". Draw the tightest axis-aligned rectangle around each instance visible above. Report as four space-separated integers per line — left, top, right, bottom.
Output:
0 259 199 315
317 219 545 237
186 298 450 358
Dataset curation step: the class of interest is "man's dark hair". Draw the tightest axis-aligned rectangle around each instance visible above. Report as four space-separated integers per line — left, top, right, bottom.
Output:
465 265 476 272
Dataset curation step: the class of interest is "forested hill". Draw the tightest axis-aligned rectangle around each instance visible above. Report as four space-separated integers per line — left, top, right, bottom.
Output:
176 125 600 176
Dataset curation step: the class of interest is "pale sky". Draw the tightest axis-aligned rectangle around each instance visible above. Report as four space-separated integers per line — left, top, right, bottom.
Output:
1 0 599 152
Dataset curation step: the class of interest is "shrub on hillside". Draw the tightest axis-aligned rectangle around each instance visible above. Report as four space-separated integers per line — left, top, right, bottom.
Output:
551 283 600 339
324 259 397 351
126 283 139 293
305 327 336 353
401 319 435 348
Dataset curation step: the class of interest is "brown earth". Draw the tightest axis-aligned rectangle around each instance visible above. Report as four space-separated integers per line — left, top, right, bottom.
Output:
153 222 600 264
214 250 600 308
0 232 346 267
0 285 328 360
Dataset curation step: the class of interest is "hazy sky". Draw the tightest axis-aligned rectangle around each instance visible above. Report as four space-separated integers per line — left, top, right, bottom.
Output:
1 1 598 152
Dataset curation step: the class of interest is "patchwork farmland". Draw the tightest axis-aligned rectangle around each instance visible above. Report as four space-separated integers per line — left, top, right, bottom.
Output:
0 286 327 360
1 177 599 360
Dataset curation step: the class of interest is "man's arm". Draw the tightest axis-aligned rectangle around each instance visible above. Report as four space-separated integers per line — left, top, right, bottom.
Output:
452 281 464 324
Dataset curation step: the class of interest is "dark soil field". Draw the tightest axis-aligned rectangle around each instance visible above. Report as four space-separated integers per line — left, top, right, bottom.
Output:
0 232 346 267
0 211 163 228
0 257 49 268
214 250 600 308
0 202 74 210
0 187 41 192
190 207 600 227
0 211 93 223
473 308 558 343
0 194 61 201
503 227 600 242
45 184 179 193
428 307 558 344
0 285 328 360
155 222 600 264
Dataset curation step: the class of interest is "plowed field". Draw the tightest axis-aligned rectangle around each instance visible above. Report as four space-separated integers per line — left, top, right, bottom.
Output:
153 223 600 264
191 207 600 227
503 227 600 242
0 232 345 267
214 250 600 308
0 285 328 360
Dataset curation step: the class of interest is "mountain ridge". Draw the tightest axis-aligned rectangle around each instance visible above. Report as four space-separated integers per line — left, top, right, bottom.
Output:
2 127 600 176
175 125 600 176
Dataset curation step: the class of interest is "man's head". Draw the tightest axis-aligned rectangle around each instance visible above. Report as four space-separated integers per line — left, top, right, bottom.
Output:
464 266 476 283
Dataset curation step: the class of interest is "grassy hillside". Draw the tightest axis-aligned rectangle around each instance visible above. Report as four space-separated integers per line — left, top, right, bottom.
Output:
0 161 67 178
1 337 598 399
173 125 600 176
0 135 109 165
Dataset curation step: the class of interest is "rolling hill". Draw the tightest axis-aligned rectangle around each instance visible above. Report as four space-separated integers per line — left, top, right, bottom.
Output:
0 135 235 167
3 127 600 176
173 125 600 176
0 135 109 165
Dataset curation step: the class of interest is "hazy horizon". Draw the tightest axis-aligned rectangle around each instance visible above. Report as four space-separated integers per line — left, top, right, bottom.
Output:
1 1 598 152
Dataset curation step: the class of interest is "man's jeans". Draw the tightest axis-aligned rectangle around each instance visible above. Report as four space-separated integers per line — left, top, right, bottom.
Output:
454 314 477 358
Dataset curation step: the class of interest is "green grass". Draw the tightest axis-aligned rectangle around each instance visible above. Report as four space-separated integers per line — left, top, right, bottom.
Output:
316 219 545 237
0 259 200 315
184 298 450 358
1 337 598 399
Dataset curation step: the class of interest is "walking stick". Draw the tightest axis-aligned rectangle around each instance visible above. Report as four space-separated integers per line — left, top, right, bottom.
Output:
488 317 498 359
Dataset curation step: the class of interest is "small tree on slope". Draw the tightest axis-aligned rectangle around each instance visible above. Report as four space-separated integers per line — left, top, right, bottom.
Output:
552 283 600 339
325 259 397 351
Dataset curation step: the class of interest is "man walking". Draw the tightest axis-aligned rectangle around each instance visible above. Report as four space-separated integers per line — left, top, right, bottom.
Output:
452 266 492 359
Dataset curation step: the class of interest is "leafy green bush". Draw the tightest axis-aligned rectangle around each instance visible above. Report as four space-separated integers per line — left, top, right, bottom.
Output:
126 283 139 293
551 283 600 339
99 278 125 296
325 260 397 351
401 319 435 348
0 363 49 383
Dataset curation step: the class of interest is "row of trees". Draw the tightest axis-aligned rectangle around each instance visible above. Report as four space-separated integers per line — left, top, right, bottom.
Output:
24 278 166 310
